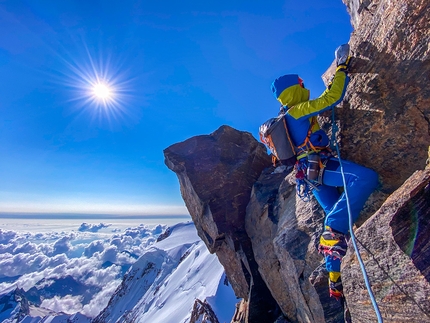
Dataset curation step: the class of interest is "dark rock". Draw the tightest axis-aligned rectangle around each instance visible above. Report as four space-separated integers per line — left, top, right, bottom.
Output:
165 137 430 323
246 168 346 323
164 125 348 322
342 167 430 322
165 125 430 323
309 264 345 323
190 299 220 323
164 125 272 246
156 227 171 242
164 125 272 298
0 288 29 322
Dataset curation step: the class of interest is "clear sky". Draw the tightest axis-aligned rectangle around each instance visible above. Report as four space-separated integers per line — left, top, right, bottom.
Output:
0 1 352 215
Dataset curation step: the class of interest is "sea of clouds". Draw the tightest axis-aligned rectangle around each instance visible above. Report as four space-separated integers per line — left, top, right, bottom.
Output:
0 222 166 317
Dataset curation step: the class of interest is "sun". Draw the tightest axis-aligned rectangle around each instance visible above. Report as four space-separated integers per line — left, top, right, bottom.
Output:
58 45 136 123
93 83 112 100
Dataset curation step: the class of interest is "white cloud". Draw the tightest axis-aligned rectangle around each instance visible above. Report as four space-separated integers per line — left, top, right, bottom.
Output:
81 279 121 317
78 223 111 232
13 241 38 254
16 271 48 291
45 254 69 270
41 295 84 314
0 222 168 317
0 244 14 254
151 224 164 235
0 252 48 277
84 240 105 257
0 230 17 244
99 245 118 263
52 236 72 255
115 251 136 264
84 265 121 287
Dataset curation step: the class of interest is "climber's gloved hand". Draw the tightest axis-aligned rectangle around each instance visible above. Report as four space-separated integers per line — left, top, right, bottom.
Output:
335 43 351 72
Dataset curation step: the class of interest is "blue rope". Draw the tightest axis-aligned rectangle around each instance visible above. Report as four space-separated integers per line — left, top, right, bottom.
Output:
331 108 383 322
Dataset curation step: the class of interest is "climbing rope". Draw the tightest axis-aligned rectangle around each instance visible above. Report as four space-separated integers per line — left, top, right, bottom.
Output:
331 108 383 323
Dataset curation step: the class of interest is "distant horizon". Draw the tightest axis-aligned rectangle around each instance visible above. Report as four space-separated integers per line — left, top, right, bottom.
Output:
0 212 191 220
0 199 189 216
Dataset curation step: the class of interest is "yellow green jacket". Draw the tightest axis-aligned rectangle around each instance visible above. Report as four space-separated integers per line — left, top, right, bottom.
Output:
271 70 349 148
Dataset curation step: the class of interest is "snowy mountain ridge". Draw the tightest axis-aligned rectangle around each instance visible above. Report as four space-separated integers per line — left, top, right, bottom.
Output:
94 221 236 323
0 222 236 323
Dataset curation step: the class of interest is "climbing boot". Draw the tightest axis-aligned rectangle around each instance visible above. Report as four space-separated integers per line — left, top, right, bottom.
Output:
318 228 347 260
329 276 344 301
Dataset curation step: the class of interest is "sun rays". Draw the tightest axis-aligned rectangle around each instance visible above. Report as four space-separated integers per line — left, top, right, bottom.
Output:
55 43 137 127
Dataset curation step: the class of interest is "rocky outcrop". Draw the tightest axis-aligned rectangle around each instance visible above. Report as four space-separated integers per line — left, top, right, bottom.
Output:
0 288 29 322
342 166 430 322
164 125 282 323
190 299 220 323
164 125 271 251
323 0 430 193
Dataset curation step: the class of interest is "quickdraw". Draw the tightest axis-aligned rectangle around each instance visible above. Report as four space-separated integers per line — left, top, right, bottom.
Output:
295 159 321 201
295 150 331 202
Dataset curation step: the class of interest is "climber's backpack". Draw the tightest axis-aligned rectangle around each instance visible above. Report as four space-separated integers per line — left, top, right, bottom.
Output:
259 113 297 167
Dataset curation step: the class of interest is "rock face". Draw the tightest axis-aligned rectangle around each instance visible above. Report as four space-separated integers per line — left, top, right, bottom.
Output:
323 0 430 192
342 167 430 322
245 169 348 323
165 128 344 323
164 125 271 249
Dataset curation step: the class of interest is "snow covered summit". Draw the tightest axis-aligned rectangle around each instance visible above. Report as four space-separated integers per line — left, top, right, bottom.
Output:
93 222 237 323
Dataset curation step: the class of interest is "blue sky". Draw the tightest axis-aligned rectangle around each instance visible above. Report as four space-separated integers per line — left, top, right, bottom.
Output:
0 1 352 215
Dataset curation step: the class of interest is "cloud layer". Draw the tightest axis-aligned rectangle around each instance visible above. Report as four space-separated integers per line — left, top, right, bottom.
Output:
0 222 165 317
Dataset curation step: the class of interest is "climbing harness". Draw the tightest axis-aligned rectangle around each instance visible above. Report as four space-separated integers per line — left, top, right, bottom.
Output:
331 108 383 323
295 150 331 202
291 115 335 200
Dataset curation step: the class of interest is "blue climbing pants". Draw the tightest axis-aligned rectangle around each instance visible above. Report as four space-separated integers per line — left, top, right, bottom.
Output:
312 157 379 274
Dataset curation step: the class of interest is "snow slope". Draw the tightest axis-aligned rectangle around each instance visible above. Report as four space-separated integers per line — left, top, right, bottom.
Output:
94 222 237 323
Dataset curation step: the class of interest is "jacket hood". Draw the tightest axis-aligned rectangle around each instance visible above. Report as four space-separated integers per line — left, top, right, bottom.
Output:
271 74 310 107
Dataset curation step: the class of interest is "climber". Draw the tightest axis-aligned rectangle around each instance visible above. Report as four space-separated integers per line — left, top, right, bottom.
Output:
269 44 379 300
